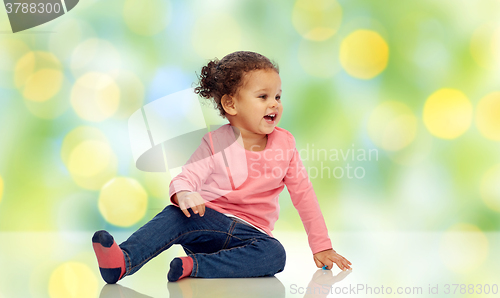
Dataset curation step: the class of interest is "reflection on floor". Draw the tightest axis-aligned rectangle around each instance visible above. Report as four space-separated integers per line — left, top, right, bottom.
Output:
100 269 351 298
0 231 498 297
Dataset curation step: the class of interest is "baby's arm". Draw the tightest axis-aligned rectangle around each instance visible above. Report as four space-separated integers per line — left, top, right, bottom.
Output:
283 133 352 269
169 135 214 217
313 249 352 271
283 146 333 254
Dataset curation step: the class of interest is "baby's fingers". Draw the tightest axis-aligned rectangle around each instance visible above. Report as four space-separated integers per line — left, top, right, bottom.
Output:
333 257 350 271
197 202 205 216
192 203 203 216
178 200 191 217
334 253 352 268
314 258 324 268
340 260 351 270
190 193 205 216
341 256 352 267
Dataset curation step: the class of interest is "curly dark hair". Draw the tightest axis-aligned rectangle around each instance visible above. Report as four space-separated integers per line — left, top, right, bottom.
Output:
194 51 279 118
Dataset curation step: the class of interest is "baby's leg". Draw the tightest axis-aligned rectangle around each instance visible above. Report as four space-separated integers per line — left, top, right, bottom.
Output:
184 221 287 278
93 205 236 283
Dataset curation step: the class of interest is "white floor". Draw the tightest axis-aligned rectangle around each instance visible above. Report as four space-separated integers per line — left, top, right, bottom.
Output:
0 231 498 297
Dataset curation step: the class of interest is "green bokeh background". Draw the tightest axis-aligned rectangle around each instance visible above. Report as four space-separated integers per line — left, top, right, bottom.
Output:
0 0 499 235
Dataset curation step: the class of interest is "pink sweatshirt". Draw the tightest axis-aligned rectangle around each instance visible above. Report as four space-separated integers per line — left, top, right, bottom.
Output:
169 124 332 254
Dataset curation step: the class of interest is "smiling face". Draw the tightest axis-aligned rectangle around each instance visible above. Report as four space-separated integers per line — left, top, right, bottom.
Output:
224 69 283 138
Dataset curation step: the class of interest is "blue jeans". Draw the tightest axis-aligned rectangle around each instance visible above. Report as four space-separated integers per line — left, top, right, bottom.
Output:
119 205 286 278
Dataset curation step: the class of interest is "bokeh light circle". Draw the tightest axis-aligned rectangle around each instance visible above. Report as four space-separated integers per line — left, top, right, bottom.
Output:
62 127 117 190
339 30 389 79
367 101 418 151
476 92 500 141
423 88 472 139
480 164 500 213
123 0 171 36
0 39 30 89
48 262 98 298
191 13 241 59
386 122 433 166
13 51 68 118
68 141 113 178
440 223 488 273
292 0 342 41
22 69 63 103
22 80 70 119
70 38 121 78
49 19 96 62
110 70 145 119
14 51 63 100
61 126 108 165
70 72 120 122
98 177 148 227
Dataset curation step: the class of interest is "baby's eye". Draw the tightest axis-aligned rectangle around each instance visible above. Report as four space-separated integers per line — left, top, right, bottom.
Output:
259 95 267 99
276 95 281 101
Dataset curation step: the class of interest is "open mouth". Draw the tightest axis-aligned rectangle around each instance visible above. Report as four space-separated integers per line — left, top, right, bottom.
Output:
263 113 277 123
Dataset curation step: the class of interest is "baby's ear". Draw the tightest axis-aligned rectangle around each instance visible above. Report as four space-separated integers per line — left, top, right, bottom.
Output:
221 94 237 116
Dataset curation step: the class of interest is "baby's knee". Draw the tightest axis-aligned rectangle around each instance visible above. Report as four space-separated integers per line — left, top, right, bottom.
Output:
266 239 286 273
161 204 181 215
276 242 287 272
157 205 186 221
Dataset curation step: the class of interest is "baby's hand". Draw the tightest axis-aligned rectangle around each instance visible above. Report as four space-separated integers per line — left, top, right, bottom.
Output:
175 191 206 217
313 249 352 271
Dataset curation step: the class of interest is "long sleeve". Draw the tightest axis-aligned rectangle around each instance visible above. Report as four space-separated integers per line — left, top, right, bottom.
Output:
283 140 333 255
169 135 214 206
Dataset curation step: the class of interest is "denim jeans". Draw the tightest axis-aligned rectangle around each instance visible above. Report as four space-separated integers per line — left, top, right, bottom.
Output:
119 205 286 278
